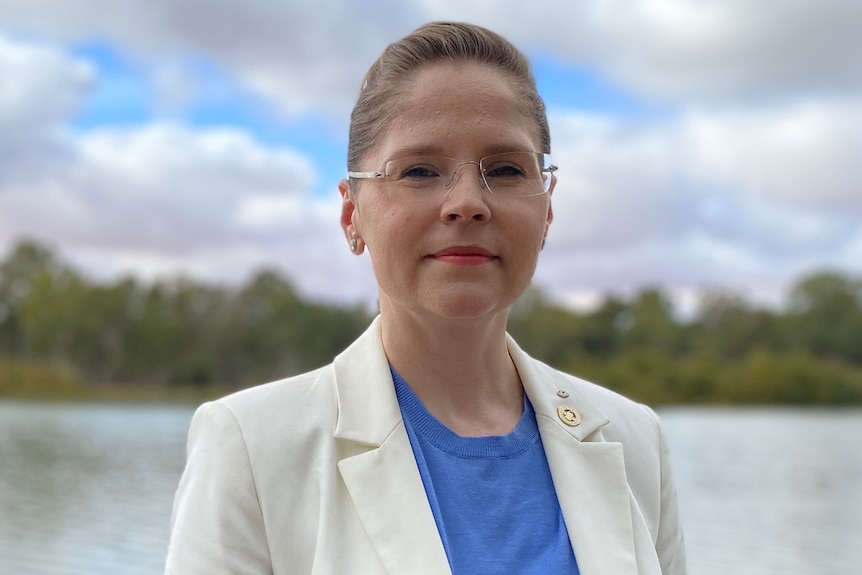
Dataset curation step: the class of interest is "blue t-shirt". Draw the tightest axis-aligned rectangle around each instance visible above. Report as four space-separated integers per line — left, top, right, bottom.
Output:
391 368 580 574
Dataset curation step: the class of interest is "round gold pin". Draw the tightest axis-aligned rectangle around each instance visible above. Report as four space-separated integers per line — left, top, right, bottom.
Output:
557 405 581 427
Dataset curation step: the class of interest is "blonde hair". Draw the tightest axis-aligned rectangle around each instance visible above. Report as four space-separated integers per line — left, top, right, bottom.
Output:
347 22 551 173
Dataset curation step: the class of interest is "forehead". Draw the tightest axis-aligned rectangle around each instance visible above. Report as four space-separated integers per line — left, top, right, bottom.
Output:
373 61 540 160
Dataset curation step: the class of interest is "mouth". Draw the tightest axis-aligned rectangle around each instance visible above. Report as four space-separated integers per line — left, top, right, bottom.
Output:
428 245 497 266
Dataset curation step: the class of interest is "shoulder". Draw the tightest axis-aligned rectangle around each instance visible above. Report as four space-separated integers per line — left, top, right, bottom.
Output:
191 363 339 459
169 363 343 573
564 369 662 440
515 349 667 477
515 347 660 438
524 356 684 551
218 363 336 419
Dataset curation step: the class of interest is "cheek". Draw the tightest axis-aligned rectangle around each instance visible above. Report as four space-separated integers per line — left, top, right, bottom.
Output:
510 204 550 237
356 206 401 253
351 196 383 242
373 200 427 236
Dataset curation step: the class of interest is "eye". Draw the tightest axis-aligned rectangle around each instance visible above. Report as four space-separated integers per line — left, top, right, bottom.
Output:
386 156 447 181
484 162 527 179
399 165 442 179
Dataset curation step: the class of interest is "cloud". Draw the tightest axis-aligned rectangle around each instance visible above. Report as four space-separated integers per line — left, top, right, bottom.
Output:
588 0 862 103
0 119 350 278
538 99 862 305
0 34 93 127
1 3 860 312
683 100 862 216
0 31 317 251
5 0 860 115
72 125 317 244
0 30 367 303
427 0 862 103
0 0 417 115
0 34 92 187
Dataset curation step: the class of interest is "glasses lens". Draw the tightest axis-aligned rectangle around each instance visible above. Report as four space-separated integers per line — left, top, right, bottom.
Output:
382 153 552 196
481 152 549 196
384 156 455 190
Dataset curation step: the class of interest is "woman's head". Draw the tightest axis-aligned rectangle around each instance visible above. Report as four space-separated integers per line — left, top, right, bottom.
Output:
347 22 550 174
339 25 556 322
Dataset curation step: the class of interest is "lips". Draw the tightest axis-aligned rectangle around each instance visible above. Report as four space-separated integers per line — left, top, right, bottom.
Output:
429 245 496 266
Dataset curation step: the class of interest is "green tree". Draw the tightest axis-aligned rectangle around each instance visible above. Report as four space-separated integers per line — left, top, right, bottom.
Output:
508 287 584 367
0 240 69 357
786 271 862 363
689 291 781 358
619 288 678 354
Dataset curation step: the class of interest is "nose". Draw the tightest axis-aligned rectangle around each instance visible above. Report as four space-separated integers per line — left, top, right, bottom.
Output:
440 161 491 223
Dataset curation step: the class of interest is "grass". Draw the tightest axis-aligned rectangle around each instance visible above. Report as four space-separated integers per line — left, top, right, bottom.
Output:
0 358 229 404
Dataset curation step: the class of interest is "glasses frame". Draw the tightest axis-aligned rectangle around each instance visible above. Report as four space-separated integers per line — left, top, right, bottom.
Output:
347 151 558 197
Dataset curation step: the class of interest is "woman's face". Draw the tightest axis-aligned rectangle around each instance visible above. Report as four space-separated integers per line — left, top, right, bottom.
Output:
340 61 554 322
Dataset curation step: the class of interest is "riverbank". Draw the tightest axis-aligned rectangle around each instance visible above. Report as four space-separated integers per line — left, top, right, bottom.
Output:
4 354 862 406
0 358 227 404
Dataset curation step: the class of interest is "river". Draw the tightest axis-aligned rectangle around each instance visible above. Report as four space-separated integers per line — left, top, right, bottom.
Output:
0 401 859 574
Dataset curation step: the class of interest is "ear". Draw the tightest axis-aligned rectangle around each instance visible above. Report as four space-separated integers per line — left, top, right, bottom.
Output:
339 179 364 253
544 174 555 237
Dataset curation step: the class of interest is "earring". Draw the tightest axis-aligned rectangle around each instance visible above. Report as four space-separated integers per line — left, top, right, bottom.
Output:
350 238 358 252
540 237 546 250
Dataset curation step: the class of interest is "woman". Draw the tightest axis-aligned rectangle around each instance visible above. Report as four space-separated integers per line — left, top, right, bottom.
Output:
165 22 686 575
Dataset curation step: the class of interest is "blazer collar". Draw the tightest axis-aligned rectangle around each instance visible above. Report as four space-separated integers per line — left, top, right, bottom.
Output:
332 317 451 573
506 333 611 440
332 316 402 446
331 316 650 575
332 316 614 445
507 335 645 574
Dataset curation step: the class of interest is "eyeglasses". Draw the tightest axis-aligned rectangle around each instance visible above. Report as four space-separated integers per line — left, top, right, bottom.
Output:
348 151 557 197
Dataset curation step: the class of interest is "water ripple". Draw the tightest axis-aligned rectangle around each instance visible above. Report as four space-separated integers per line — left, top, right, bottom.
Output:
2 402 860 574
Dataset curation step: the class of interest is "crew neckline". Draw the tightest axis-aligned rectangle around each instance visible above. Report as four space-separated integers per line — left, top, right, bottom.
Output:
390 366 540 459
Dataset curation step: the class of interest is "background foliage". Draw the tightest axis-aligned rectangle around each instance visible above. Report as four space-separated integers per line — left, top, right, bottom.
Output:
2 240 861 404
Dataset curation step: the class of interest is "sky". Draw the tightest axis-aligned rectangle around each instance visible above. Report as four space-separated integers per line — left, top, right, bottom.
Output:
1 0 861 313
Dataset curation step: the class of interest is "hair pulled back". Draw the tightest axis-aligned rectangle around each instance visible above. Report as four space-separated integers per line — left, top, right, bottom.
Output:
347 22 551 173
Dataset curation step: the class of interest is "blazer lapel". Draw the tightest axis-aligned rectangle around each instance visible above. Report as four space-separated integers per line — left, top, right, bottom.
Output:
509 336 642 575
537 420 640 575
332 318 451 574
337 427 451 574
329 320 650 574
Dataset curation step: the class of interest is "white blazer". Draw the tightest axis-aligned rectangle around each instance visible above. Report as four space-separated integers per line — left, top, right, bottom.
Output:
165 316 686 574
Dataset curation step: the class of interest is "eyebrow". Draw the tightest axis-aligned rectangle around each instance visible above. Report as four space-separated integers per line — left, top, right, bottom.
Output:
386 145 446 159
386 142 537 160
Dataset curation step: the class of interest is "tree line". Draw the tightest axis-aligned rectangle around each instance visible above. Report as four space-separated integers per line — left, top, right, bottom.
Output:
1 239 861 404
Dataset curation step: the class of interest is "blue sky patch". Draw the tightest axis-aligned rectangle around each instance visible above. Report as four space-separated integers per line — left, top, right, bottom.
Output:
70 40 153 128
66 39 671 199
531 53 669 118
67 39 346 197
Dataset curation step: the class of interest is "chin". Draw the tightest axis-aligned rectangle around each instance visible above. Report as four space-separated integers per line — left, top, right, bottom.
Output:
425 289 512 320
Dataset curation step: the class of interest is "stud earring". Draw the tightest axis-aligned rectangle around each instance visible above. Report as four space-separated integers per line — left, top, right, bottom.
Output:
350 238 358 252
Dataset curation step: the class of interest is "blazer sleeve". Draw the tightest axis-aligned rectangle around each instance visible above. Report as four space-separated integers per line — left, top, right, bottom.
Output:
652 407 687 575
165 401 273 574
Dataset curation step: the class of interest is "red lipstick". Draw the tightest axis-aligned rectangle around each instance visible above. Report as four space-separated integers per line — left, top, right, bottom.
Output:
429 246 496 266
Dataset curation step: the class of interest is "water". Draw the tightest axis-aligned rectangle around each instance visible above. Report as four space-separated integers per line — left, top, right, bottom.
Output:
0 401 860 575
661 407 862 575
0 402 193 575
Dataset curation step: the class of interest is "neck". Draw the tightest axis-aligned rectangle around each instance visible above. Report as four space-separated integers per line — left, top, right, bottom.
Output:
379 302 523 436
